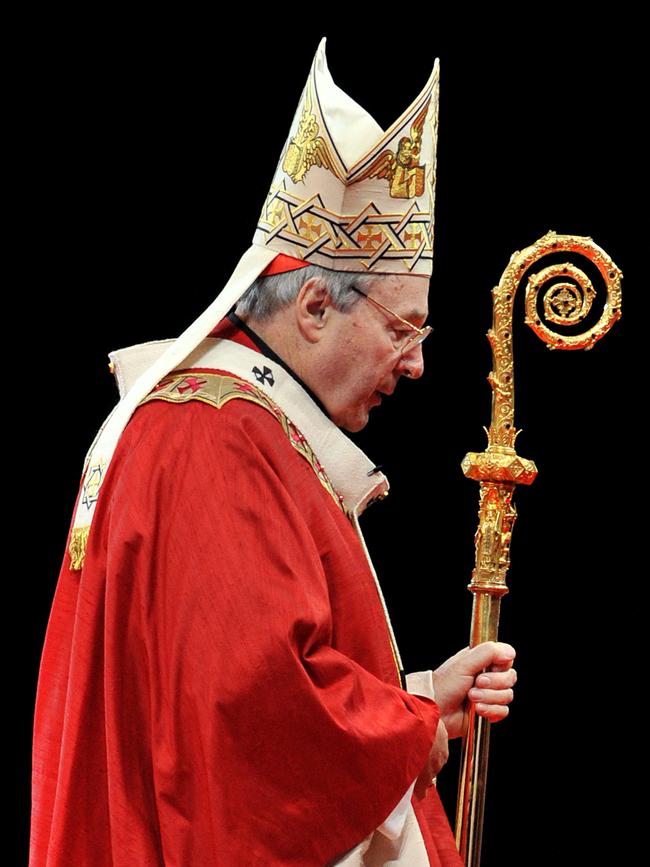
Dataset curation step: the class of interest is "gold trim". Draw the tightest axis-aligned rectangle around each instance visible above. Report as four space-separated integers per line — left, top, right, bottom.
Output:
69 525 90 571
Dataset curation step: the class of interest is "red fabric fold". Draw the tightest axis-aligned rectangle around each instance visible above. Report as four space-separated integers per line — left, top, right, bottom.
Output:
260 252 310 276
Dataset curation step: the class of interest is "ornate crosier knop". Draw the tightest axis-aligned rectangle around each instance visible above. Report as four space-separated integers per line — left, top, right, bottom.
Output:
455 231 622 867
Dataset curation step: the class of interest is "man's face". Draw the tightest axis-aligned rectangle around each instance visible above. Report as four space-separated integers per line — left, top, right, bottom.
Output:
317 273 429 432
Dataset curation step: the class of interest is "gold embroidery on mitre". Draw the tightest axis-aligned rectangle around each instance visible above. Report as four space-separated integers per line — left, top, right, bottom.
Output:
353 98 430 199
69 525 90 571
282 82 337 184
139 372 349 517
261 181 289 229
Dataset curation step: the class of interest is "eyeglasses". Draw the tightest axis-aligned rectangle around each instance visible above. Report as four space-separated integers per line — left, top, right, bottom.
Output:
349 285 433 356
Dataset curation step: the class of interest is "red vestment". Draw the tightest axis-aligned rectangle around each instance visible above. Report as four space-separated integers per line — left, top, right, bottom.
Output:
30 320 462 866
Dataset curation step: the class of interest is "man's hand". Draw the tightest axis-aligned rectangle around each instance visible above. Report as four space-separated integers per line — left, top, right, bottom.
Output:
431 642 517 739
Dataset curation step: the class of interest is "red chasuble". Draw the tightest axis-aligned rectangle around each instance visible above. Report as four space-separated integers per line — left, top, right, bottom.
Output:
30 320 462 866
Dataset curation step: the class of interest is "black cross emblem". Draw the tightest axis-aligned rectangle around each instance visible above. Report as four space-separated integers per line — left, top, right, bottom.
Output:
252 365 275 387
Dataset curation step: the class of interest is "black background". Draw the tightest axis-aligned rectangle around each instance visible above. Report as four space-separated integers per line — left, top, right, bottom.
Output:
19 15 639 865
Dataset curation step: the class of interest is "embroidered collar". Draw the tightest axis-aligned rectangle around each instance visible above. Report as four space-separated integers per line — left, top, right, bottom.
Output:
227 311 330 418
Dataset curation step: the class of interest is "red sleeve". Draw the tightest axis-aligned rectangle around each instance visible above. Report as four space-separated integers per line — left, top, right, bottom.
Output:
99 397 440 865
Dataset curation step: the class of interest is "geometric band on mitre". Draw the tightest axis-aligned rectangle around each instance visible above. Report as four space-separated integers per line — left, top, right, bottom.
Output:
254 37 440 276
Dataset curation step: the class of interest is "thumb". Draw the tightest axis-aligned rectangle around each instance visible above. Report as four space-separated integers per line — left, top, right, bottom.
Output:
462 641 516 675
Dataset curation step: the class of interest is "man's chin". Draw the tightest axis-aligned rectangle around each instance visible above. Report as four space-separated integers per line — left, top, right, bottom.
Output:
340 409 373 433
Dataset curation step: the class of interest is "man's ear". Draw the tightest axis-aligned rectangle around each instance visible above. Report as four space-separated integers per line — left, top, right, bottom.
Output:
294 278 333 343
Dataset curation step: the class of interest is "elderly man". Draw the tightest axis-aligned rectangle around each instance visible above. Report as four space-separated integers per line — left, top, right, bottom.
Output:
31 40 515 867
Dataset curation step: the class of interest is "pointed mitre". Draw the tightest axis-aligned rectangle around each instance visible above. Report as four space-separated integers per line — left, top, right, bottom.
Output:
67 38 440 568
255 37 440 275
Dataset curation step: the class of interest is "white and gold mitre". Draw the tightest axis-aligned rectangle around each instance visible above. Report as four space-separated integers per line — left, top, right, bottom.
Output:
67 38 441 569
254 37 440 276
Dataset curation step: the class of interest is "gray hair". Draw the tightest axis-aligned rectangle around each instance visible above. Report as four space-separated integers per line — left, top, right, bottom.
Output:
235 263 380 320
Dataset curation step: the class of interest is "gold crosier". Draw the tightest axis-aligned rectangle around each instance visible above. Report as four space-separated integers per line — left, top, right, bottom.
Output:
455 231 622 866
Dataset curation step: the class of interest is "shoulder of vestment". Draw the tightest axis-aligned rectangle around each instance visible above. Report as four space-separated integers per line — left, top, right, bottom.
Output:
133 368 348 516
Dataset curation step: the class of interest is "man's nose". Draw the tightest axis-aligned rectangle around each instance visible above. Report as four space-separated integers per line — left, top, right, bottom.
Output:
396 343 425 379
